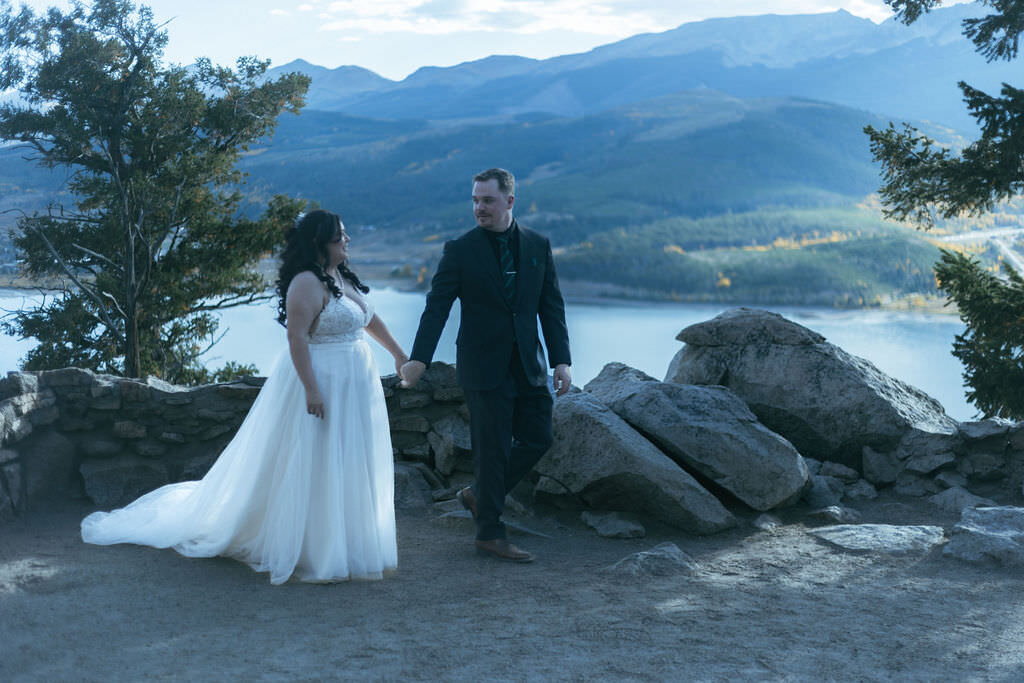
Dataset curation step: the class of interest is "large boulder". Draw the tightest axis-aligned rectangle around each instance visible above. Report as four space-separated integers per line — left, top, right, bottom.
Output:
585 363 807 511
666 308 958 468
535 392 736 534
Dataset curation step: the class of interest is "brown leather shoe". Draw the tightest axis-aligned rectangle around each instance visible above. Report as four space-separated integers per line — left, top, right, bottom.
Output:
456 486 477 521
474 538 535 563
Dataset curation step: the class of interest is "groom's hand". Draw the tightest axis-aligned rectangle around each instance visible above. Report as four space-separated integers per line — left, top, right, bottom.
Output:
400 360 426 388
553 364 572 396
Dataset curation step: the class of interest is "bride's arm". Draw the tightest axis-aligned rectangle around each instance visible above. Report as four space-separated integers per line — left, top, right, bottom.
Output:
365 314 409 375
287 273 328 419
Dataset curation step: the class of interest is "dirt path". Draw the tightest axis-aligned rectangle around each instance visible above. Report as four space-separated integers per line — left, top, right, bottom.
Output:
2 495 1022 681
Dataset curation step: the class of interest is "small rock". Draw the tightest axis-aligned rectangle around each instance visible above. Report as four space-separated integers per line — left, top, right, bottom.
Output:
862 446 903 485
753 513 782 532
934 471 967 490
810 524 945 555
134 440 167 458
399 443 431 461
928 486 997 514
803 457 822 476
433 387 464 402
960 451 1006 482
945 506 1024 566
844 479 878 501
431 485 459 502
605 542 697 577
959 419 1013 441
427 415 472 476
581 511 646 539
893 471 937 497
819 462 859 483
399 392 432 409
394 463 433 510
159 432 186 444
802 475 844 508
432 498 462 514
904 450 956 475
390 415 431 433
807 505 861 524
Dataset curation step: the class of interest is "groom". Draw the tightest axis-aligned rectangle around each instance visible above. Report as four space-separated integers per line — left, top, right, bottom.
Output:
401 167 572 563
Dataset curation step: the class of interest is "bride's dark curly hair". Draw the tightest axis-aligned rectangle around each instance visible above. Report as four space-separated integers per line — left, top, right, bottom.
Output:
275 209 369 327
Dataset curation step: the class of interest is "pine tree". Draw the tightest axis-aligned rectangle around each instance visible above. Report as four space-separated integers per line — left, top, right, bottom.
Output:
865 0 1024 418
0 0 310 383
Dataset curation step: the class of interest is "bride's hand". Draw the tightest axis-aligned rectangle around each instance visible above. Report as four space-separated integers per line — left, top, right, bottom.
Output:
305 388 325 420
394 352 409 376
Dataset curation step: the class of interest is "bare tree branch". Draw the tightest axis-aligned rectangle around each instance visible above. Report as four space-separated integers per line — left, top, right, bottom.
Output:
29 225 121 333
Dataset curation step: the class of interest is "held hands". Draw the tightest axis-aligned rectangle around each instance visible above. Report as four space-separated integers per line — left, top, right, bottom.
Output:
394 352 410 377
305 388 325 420
553 364 572 396
400 360 426 388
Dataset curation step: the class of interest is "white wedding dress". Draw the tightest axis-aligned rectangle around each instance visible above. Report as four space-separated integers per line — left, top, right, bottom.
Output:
81 292 398 584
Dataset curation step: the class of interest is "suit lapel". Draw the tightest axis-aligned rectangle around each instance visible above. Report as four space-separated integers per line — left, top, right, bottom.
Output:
469 227 511 310
513 223 528 311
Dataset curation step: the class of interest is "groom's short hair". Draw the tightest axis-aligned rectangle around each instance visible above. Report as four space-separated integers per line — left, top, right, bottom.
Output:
473 168 515 196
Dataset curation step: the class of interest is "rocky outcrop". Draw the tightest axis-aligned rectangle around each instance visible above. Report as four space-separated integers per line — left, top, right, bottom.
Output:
535 392 736 534
666 308 959 471
585 363 807 511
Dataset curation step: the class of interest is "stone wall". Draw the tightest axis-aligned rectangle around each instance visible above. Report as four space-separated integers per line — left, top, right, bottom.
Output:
0 363 469 519
5 308 1024 530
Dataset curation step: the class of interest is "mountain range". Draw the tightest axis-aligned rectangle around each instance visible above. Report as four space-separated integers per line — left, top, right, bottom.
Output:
265 2 1014 131
2 2 1016 304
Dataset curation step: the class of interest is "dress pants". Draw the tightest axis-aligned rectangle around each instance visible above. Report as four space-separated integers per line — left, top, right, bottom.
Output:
463 347 554 541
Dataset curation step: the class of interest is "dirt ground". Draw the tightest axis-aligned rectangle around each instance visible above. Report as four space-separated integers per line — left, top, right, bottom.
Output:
2 492 1023 682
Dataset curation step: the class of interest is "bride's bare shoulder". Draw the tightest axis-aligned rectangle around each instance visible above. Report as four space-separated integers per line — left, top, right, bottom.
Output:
287 271 325 293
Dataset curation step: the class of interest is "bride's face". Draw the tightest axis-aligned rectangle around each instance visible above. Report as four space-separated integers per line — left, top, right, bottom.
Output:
325 223 350 268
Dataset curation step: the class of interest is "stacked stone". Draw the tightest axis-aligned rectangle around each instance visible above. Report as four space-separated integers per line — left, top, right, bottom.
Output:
0 362 473 521
382 362 472 476
0 368 264 516
0 372 60 519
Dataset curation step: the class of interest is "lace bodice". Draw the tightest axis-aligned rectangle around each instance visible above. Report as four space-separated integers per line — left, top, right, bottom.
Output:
310 294 373 344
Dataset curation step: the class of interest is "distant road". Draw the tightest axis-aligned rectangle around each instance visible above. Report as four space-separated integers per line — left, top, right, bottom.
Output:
935 227 1024 243
935 227 1024 273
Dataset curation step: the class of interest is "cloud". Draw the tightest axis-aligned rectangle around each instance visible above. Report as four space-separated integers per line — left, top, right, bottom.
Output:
308 0 978 38
271 8 291 16
317 0 664 36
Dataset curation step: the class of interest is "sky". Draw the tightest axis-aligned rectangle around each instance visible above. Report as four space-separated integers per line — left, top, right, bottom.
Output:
15 0 977 80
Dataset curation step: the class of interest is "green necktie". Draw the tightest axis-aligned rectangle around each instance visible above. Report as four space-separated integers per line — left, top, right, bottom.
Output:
495 231 516 303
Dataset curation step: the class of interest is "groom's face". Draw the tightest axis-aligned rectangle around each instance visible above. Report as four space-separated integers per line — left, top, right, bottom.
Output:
472 179 514 231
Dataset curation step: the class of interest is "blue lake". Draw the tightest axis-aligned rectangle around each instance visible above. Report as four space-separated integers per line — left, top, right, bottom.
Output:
0 287 973 421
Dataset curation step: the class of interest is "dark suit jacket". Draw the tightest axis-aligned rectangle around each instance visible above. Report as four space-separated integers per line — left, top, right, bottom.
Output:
410 221 571 390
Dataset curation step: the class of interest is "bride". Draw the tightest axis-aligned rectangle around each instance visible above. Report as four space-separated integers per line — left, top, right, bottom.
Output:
81 209 405 584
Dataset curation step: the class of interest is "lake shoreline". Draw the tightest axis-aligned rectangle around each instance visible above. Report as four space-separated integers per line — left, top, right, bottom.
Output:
0 279 959 315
